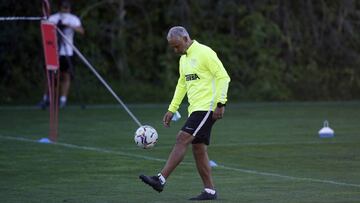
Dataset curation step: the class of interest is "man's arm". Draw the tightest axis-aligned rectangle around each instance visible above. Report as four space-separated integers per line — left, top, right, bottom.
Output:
168 76 186 113
72 25 84 34
163 73 186 127
64 15 84 34
207 50 230 119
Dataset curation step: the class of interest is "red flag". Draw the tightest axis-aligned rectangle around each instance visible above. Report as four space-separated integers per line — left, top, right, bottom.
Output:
41 21 59 70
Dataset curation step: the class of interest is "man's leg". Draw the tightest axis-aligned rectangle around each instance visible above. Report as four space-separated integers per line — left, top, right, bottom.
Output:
60 71 71 107
192 143 214 189
139 131 194 192
189 143 217 200
60 71 71 98
38 84 49 109
161 131 194 178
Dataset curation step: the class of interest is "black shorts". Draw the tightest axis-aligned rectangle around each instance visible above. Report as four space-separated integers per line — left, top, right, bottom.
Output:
59 55 73 72
181 111 216 145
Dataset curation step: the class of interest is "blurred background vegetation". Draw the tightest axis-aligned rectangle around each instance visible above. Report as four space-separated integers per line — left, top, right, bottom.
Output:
1 0 360 104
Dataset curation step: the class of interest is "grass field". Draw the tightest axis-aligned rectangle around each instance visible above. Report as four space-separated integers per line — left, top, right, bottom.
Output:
0 102 360 203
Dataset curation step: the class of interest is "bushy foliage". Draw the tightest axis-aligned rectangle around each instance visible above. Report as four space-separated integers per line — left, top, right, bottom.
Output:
1 0 359 104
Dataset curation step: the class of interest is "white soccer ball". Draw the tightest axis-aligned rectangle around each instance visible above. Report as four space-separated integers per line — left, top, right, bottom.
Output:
134 125 158 149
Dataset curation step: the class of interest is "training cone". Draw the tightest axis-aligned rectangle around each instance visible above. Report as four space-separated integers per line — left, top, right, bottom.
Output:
38 137 52 143
209 160 218 167
318 120 334 138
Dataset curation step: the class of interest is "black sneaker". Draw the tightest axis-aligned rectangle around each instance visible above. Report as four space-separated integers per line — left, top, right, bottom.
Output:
189 191 217 201
139 175 164 192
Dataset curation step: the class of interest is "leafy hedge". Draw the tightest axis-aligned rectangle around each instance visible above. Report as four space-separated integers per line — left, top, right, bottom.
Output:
1 0 360 104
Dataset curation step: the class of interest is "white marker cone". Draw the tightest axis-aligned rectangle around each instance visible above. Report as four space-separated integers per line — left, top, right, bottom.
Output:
318 120 334 138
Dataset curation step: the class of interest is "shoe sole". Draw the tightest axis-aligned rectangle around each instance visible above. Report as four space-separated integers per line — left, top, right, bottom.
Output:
189 193 217 201
189 197 217 201
139 175 163 193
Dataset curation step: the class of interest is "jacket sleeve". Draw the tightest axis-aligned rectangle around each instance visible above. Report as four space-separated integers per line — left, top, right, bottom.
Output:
168 67 187 113
207 51 231 104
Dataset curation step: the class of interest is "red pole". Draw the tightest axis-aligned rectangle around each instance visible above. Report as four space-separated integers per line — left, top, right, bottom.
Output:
46 70 53 141
54 70 60 141
41 21 59 142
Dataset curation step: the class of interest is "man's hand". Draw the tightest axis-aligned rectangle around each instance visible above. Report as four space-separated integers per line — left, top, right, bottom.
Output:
212 106 225 120
163 111 174 127
58 21 85 35
57 20 66 31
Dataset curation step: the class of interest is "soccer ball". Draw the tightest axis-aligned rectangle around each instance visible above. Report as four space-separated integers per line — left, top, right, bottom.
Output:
134 125 158 149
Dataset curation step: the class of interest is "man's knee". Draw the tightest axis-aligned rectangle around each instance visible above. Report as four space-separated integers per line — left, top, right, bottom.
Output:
192 143 207 154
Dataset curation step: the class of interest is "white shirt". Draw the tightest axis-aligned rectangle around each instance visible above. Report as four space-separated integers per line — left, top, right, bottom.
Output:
48 12 82 56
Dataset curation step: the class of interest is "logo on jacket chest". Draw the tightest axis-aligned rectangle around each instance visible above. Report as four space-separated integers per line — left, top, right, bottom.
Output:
185 74 200 81
189 58 197 68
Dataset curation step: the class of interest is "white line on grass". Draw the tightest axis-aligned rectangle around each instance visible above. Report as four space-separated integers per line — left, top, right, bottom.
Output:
120 140 352 150
1 135 360 188
153 140 348 149
0 135 167 163
216 165 360 188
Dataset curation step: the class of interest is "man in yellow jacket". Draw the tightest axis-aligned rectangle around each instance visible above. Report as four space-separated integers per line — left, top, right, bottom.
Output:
140 26 231 201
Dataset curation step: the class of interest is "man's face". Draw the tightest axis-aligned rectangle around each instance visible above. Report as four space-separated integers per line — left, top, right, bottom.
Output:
60 6 71 13
168 37 187 55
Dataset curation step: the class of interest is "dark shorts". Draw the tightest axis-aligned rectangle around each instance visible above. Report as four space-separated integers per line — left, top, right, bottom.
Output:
59 55 73 73
181 111 216 145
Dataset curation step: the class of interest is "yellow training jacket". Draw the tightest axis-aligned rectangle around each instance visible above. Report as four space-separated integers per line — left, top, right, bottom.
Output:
168 40 231 115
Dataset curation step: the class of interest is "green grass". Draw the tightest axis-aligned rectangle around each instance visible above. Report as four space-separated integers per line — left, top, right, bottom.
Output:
0 102 360 203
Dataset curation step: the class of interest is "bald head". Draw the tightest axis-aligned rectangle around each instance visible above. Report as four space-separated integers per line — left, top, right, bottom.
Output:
167 26 193 55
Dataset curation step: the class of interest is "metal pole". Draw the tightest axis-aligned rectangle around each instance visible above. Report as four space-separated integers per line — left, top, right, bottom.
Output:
56 28 142 127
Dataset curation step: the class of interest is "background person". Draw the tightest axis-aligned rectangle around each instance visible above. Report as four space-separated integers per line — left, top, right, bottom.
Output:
139 26 230 201
39 0 84 109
